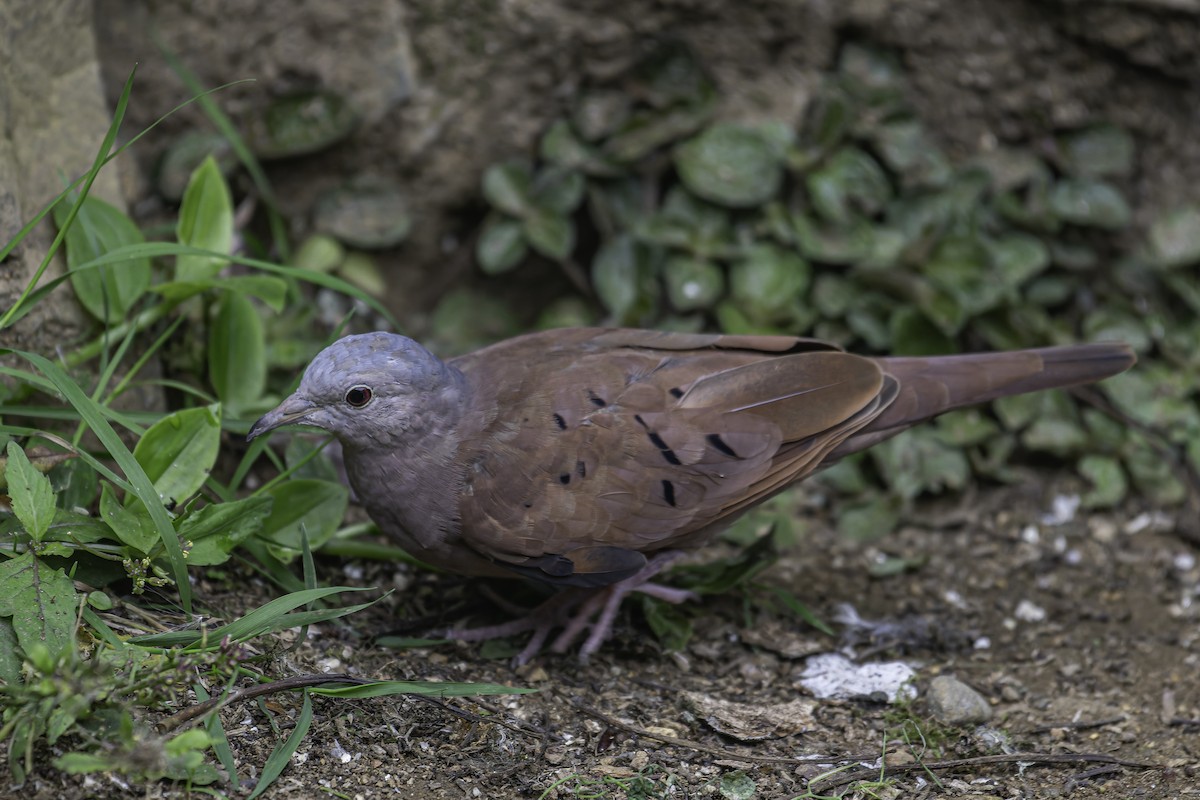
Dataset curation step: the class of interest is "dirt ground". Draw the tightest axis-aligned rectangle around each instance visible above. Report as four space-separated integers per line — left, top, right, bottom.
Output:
14 469 1198 800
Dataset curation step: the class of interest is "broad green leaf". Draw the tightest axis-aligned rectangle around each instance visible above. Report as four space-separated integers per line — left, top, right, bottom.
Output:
889 306 955 356
641 596 693 653
100 482 157 553
592 234 659 323
5 442 55 541
836 495 900 541
179 495 274 566
338 252 387 297
152 274 289 312
482 160 533 217
1078 455 1128 509
807 146 892 224
0 552 77 659
987 233 1050 289
51 195 150 323
1148 205 1200 269
811 273 854 318
1124 436 1188 505
176 155 234 281
541 118 618 175
521 210 574 260
675 124 784 208
935 409 998 447
719 770 756 800
292 233 345 274
0 620 21 685
729 244 810 317
1048 179 1131 230
531 168 586 215
132 405 222 507
258 479 349 555
872 428 969 500
1083 307 1151 353
477 217 528 274
313 181 412 249
792 214 874 265
50 458 98 512
209 291 267 412
664 256 724 311
285 437 340 483
923 235 1003 316
248 89 358 159
871 118 952 187
1056 123 1134 179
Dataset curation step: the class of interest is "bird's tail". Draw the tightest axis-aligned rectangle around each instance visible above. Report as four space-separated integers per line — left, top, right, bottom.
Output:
829 342 1136 458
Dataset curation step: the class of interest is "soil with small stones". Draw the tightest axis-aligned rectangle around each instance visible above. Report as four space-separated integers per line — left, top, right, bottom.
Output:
10 470 1198 799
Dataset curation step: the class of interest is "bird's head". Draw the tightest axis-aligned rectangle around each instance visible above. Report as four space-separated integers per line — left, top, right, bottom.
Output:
247 332 460 449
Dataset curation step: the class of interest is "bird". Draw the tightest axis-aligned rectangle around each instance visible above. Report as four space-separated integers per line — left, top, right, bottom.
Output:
248 328 1135 664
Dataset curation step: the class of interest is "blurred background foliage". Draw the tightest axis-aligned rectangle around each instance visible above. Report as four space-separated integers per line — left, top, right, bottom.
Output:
452 41 1199 533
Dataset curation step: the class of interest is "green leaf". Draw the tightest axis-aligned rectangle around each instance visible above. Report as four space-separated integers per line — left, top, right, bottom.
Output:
674 124 784 208
338 252 388 297
100 482 157 553
132 405 222 507
1083 307 1151 353
719 770 756 800
0 620 21 685
923 235 1003 316
1056 123 1134 179
176 155 234 281
50 459 98 512
664 256 724 311
292 234 345 274
987 233 1050 289
806 146 892 224
888 306 955 356
836 495 900 541
641 596 693 653
209 291 267 412
258 479 349 556
935 409 998 447
179 495 274 566
248 690 311 800
5 442 56 542
482 160 533 217
313 180 412 249
521 210 574 261
531 168 586 215
729 244 811 317
1078 455 1128 509
592 234 658 322
51 195 150 323
871 118 952 187
0 552 77 659
871 428 969 500
1048 179 1131 230
1148 205 1200 269
246 89 359 159
791 214 874 265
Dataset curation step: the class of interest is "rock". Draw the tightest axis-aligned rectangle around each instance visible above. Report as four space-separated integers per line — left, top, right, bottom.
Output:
926 675 993 725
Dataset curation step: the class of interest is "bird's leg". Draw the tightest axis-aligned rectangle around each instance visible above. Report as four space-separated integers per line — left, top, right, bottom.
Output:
440 551 697 665
550 550 698 662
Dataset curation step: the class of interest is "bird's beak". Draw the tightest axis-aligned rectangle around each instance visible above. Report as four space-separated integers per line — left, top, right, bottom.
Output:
247 393 319 442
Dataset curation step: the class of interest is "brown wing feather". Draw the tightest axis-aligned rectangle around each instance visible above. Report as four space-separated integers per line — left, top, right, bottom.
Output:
452 330 892 586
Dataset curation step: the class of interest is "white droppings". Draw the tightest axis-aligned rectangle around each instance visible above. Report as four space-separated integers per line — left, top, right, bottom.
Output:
1041 494 1080 526
798 653 917 703
1014 599 1047 623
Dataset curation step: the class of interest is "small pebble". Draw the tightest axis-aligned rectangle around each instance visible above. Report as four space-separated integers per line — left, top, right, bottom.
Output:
1014 599 1047 623
926 675 993 725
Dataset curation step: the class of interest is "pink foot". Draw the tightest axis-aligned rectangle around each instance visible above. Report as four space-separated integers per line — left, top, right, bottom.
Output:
440 552 697 665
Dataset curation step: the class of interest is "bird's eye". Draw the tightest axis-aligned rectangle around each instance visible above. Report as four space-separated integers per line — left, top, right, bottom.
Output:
344 385 373 408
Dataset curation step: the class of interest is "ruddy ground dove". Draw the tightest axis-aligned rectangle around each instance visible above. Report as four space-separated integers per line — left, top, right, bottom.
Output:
248 328 1134 663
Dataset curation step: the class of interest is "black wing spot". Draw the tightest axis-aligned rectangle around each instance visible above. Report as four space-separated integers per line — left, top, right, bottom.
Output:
669 387 684 399
553 413 566 430
661 479 677 507
634 414 647 428
588 390 607 408
706 433 738 458
559 473 571 485
647 431 682 466
576 460 587 478
523 501 533 509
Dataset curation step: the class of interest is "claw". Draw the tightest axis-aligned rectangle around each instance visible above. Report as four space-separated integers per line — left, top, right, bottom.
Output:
439 551 696 665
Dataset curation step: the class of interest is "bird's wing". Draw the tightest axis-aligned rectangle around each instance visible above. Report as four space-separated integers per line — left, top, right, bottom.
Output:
450 328 890 587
